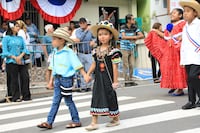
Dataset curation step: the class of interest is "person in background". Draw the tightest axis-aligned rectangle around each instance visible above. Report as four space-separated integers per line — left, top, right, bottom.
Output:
17 20 32 71
146 22 163 83
1 21 31 102
0 21 8 37
72 17 95 92
37 28 89 129
120 14 144 87
179 0 200 109
85 20 122 131
68 21 76 36
0 21 9 103
0 21 8 71
42 24 54 89
25 16 42 67
146 8 187 96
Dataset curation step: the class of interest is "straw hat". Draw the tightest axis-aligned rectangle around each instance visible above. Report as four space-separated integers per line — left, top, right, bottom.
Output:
90 20 119 41
51 28 74 43
179 0 200 17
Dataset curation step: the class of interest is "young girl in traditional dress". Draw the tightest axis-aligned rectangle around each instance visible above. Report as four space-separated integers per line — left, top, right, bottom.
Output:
145 8 187 96
85 20 122 131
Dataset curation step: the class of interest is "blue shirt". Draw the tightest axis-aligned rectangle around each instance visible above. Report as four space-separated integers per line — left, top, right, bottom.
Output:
120 24 140 50
49 46 83 77
42 35 53 55
75 28 93 53
27 23 39 43
1 35 30 64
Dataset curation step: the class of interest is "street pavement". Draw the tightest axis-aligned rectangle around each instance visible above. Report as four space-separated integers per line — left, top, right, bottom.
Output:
0 81 200 133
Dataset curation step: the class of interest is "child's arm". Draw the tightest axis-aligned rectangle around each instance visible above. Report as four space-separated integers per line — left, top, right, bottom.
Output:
112 63 118 83
152 29 164 38
112 63 119 89
87 62 96 76
80 62 96 83
79 66 92 83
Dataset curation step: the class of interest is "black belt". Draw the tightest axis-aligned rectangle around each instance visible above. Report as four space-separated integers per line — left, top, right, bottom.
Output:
78 51 91 54
55 74 63 78
54 74 74 79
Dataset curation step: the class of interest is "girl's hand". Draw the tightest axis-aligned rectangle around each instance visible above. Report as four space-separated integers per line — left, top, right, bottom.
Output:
15 56 22 65
112 82 119 89
84 74 92 83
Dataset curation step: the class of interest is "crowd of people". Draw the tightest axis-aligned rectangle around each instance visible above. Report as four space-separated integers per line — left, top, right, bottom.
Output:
0 0 200 131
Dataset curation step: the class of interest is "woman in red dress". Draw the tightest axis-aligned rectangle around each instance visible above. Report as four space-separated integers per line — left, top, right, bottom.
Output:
145 8 187 96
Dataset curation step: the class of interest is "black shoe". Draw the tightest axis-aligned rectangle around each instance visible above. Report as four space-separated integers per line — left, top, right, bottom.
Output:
182 102 196 110
22 98 32 101
12 99 22 102
81 88 91 92
86 88 91 92
0 98 6 103
196 100 200 107
168 89 176 94
125 82 138 87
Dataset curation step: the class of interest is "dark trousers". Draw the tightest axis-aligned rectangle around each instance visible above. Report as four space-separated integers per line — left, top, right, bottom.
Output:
6 63 31 101
34 58 41 67
150 55 161 81
185 65 200 104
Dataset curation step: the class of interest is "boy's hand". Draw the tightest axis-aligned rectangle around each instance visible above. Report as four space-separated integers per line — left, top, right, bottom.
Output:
84 74 92 83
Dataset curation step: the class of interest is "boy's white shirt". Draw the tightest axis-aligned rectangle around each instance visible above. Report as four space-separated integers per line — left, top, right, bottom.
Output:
180 17 200 65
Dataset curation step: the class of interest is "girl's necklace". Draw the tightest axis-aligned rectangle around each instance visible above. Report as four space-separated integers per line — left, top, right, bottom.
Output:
96 46 111 61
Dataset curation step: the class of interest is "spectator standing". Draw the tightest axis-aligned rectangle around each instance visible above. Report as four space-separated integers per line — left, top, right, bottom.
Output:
25 16 42 67
146 22 163 83
42 24 54 89
120 14 144 87
0 21 8 71
179 0 200 109
1 21 31 102
68 21 76 36
72 17 95 92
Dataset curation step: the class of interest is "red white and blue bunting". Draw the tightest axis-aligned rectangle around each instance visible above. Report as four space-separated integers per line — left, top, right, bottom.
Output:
0 0 25 20
0 0 82 24
30 0 82 24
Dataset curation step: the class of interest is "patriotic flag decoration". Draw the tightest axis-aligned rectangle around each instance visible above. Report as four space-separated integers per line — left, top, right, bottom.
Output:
30 0 82 24
0 0 25 20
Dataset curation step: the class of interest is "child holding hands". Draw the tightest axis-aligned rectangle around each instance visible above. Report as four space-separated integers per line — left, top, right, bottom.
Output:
37 28 89 129
85 20 122 131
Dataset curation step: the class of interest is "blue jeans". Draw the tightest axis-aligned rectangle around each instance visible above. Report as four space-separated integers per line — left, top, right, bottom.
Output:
77 53 93 88
47 76 80 125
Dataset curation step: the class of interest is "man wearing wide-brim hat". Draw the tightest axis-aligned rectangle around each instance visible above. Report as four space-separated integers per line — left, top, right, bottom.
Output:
179 0 200 110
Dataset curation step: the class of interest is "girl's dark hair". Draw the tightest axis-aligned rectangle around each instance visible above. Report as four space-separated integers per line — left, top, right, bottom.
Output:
96 28 116 48
6 21 18 36
152 22 162 29
173 8 184 20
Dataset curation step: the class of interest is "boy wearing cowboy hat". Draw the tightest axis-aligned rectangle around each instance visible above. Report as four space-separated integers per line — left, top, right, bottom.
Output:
37 28 90 129
179 0 200 109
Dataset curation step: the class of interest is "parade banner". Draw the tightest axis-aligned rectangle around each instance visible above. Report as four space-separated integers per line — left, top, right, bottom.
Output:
30 0 82 24
0 0 25 20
